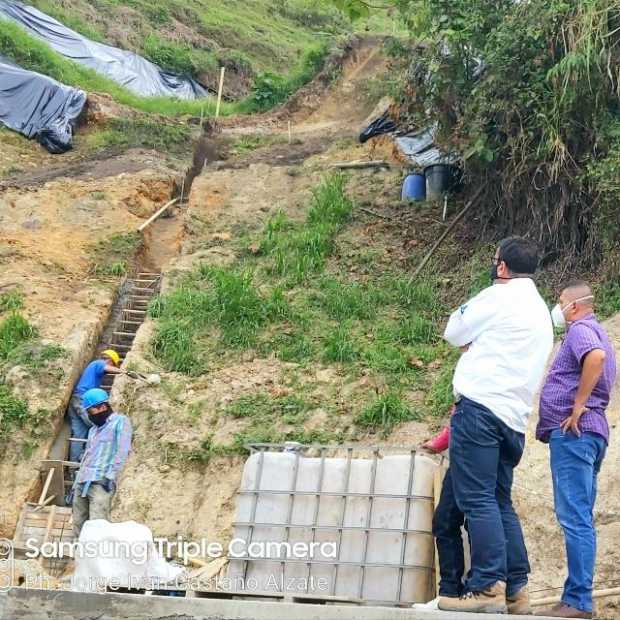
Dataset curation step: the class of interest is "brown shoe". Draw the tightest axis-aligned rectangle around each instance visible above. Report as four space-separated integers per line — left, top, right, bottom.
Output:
438 581 507 614
507 586 532 615
534 603 592 618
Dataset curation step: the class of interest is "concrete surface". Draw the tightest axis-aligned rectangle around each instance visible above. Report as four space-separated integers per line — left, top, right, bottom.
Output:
0 588 557 620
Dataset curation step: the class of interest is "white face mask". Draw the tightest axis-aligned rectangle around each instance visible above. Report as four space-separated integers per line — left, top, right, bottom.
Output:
551 295 594 329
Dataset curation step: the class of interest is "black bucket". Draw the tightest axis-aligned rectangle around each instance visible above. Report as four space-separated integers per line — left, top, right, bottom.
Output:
424 164 452 200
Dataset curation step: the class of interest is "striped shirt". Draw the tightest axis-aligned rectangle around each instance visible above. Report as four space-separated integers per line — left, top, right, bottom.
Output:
537 314 616 443
76 413 132 489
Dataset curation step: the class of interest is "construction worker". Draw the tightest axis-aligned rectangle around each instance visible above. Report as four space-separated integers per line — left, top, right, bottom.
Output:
439 237 553 614
66 349 123 463
72 388 132 538
535 282 617 619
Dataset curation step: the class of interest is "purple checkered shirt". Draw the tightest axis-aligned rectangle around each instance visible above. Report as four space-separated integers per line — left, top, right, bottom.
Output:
537 314 616 444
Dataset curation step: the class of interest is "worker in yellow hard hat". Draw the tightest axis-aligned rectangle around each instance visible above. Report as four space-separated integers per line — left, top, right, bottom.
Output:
66 349 124 464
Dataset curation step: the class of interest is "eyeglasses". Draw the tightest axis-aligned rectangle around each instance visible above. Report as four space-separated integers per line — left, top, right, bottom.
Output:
492 256 501 265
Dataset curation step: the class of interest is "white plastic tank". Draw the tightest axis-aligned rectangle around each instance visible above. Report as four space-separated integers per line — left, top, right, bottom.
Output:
227 450 439 605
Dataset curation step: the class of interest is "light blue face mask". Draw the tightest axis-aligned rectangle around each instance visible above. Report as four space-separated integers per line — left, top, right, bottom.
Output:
551 295 594 329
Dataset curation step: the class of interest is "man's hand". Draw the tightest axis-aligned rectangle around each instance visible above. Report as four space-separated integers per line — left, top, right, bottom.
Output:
560 405 588 436
420 439 441 454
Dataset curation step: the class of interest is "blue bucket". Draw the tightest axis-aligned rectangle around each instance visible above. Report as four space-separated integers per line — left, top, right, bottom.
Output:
401 173 426 201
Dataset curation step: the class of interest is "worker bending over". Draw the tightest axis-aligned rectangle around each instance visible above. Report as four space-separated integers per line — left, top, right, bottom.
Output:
535 282 616 619
439 237 553 614
72 388 132 538
66 349 123 463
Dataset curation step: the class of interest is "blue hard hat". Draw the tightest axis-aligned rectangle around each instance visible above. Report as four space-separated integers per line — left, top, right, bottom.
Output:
81 388 109 410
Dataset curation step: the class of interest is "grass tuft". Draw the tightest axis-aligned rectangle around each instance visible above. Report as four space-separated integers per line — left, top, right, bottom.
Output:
355 393 417 434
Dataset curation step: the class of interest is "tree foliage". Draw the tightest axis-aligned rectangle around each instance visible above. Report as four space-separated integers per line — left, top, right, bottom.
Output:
334 0 620 266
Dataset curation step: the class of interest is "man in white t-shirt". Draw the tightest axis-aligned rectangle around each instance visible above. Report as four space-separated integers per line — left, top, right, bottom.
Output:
438 237 553 614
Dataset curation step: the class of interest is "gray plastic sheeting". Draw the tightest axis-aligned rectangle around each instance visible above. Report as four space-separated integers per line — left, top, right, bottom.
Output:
395 124 458 168
0 58 86 153
0 0 209 100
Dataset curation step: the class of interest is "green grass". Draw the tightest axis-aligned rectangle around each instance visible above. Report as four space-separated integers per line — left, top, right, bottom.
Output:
0 384 29 440
89 232 141 277
0 291 24 313
149 174 458 434
0 313 37 360
0 19 238 117
261 175 354 284
355 392 417 435
83 118 192 153
0 0 347 117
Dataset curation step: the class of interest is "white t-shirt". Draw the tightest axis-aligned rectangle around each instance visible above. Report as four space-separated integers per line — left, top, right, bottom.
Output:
443 278 553 433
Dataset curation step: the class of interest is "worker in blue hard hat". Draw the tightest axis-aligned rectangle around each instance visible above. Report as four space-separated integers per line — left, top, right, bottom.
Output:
66 349 125 463
72 388 132 538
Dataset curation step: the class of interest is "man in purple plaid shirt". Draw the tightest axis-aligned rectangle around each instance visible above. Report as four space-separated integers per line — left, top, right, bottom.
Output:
535 281 617 619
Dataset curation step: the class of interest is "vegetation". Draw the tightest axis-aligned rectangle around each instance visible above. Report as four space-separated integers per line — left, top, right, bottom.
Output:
0 290 24 313
0 0 357 117
0 311 65 443
334 0 620 269
150 174 468 438
89 232 141 277
0 20 237 117
83 118 192 153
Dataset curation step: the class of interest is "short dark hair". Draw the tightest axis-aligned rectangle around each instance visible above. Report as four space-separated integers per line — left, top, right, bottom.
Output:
498 237 539 275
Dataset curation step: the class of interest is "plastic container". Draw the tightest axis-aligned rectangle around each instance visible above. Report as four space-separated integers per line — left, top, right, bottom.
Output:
401 173 426 201
229 451 439 605
424 164 452 200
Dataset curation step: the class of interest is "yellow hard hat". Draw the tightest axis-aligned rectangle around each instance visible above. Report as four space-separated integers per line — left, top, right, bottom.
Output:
102 349 120 366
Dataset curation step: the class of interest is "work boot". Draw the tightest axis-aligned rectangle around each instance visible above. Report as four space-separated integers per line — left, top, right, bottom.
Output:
436 595 459 610
534 603 592 618
438 581 507 614
507 586 532 615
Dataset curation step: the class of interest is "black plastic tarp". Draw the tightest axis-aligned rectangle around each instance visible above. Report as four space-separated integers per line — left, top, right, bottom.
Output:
0 0 209 100
0 58 86 153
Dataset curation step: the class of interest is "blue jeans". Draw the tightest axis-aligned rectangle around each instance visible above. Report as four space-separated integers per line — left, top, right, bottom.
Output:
67 394 92 463
550 429 606 613
432 466 466 597
449 397 529 596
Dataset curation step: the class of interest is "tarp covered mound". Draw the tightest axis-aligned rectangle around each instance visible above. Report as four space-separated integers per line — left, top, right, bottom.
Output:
0 0 209 100
0 57 86 153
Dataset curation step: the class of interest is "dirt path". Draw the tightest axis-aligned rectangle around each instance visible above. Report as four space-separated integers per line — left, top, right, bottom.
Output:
108 37 392 543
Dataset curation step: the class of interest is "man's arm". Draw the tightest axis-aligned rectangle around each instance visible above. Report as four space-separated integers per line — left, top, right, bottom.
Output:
443 288 495 348
104 364 123 375
105 417 133 481
560 348 606 436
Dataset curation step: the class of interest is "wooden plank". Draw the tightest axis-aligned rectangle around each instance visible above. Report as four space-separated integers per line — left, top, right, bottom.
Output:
137 198 179 233
39 460 69 507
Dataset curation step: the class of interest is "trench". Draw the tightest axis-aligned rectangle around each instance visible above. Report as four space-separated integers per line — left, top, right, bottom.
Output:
39 177 189 505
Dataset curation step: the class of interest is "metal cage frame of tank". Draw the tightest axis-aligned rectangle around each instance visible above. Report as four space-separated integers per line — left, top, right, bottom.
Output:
227 443 442 607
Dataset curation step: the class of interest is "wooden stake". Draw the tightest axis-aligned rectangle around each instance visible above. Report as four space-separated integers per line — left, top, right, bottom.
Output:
137 198 179 232
288 120 292 144
410 186 485 280
215 66 226 119
38 469 54 505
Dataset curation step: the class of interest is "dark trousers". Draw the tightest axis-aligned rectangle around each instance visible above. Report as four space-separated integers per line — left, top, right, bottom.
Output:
449 397 530 597
432 466 466 597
